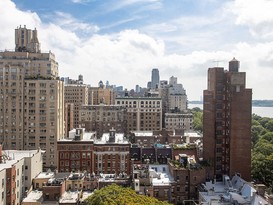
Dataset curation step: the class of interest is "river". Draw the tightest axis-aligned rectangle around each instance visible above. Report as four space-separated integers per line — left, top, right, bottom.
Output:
188 103 273 118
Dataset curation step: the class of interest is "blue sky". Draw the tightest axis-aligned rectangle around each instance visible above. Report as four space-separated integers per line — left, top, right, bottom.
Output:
1 0 273 100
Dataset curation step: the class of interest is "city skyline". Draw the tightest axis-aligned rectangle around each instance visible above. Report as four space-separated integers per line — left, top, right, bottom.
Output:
0 0 273 100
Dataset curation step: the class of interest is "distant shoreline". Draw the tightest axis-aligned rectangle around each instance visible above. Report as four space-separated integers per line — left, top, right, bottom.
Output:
189 100 273 107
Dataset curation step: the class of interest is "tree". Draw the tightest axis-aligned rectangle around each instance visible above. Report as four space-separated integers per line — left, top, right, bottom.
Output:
251 125 266 146
84 184 171 205
191 108 203 133
251 114 273 190
265 120 273 132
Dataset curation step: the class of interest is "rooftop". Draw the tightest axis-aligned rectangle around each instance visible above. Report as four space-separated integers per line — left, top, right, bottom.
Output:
98 173 130 182
149 165 174 186
36 171 55 179
0 149 41 171
199 175 269 205
95 132 129 144
58 128 95 142
59 191 80 204
132 131 153 137
22 190 43 203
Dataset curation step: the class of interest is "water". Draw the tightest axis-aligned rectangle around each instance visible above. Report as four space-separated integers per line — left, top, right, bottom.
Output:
188 103 273 118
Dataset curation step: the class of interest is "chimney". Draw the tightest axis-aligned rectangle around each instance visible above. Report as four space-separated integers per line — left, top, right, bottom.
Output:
109 128 116 143
74 128 84 140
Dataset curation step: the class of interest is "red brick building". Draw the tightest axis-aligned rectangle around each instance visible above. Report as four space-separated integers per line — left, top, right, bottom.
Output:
57 128 131 176
57 128 94 173
203 58 252 181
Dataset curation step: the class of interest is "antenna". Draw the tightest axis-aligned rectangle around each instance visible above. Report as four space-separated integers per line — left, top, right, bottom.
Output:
212 60 223 67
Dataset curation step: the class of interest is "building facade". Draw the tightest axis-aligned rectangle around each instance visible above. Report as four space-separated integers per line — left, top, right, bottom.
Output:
115 97 162 132
203 58 252 181
58 128 131 176
88 82 115 105
0 146 43 205
64 84 89 130
57 128 95 173
165 112 193 131
94 129 131 175
79 104 127 138
0 26 64 169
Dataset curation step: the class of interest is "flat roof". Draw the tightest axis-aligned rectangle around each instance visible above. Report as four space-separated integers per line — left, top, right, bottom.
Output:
199 175 269 205
132 131 154 137
58 129 95 142
95 133 129 144
59 191 80 203
149 165 174 186
22 190 43 203
0 149 40 171
36 171 54 179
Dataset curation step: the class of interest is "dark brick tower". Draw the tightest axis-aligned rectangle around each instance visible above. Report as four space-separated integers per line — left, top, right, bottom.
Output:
203 58 252 181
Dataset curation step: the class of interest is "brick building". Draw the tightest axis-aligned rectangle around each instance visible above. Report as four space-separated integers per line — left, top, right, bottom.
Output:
79 104 127 138
203 58 252 181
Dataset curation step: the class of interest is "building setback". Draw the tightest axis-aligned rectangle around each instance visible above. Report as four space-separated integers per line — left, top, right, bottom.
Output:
203 58 252 181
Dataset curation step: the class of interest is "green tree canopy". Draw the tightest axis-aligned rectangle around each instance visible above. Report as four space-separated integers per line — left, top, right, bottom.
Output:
84 184 171 205
191 108 203 133
251 114 273 191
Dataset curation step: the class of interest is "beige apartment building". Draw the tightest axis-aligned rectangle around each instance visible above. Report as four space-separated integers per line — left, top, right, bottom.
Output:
115 97 162 131
88 82 115 105
0 146 43 205
64 84 89 130
164 112 193 131
0 26 64 169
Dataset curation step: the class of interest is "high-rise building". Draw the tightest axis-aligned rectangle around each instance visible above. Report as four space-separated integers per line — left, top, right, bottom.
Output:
64 83 89 129
0 26 64 169
203 58 252 181
151 68 160 89
168 76 187 112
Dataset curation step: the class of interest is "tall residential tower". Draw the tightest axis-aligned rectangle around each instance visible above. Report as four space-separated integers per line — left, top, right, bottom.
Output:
203 58 252 181
0 26 64 169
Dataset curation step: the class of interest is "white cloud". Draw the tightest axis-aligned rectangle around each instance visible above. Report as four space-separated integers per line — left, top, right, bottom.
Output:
103 0 162 13
71 0 92 4
1 0 273 100
230 0 273 39
45 11 99 36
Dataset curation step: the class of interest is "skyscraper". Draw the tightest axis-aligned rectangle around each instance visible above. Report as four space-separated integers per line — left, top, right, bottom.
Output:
0 26 64 169
151 68 160 89
203 58 252 181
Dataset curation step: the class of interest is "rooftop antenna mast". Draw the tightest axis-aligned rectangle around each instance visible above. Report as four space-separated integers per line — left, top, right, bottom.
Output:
213 59 223 67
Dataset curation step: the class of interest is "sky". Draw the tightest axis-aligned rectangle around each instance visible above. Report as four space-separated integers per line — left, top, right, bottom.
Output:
0 0 273 100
